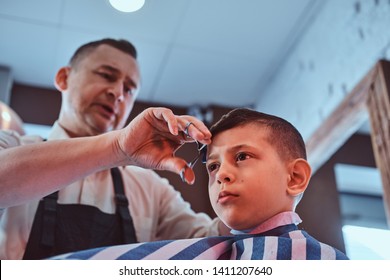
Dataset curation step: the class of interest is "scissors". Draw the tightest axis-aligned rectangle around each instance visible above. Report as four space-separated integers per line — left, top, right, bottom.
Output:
188 142 207 169
179 121 208 183
183 121 208 169
179 141 207 184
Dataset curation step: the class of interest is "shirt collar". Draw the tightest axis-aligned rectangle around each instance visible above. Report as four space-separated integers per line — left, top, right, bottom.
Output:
47 121 70 140
230 211 302 235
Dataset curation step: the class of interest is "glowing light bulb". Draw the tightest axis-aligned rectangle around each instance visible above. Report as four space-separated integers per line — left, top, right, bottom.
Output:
109 0 145 13
2 111 11 122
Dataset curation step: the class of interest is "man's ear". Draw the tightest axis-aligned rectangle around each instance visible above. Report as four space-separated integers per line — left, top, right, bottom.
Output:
54 66 70 91
286 158 312 197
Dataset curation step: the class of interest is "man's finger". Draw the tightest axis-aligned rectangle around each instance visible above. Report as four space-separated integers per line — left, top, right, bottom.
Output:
178 118 211 144
151 108 178 135
161 157 196 185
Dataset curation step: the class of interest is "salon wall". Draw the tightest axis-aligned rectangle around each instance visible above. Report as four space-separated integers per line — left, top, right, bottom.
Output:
256 0 390 142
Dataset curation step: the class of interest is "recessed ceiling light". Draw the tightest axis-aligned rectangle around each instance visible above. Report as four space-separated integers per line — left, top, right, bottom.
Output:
109 0 145 13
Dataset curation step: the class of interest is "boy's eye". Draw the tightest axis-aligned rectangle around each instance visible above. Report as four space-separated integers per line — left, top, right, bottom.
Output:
207 163 219 173
236 152 250 162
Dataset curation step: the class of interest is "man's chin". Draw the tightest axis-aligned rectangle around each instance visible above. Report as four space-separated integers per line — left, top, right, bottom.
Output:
89 114 117 133
87 122 113 135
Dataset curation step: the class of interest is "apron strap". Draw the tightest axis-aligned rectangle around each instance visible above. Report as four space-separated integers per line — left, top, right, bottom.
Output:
111 167 138 244
41 191 58 247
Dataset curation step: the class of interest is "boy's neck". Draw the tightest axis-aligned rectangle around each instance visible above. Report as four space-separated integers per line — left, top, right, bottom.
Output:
230 211 301 235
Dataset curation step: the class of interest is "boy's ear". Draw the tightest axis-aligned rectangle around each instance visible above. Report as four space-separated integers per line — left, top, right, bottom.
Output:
54 66 70 92
286 158 312 197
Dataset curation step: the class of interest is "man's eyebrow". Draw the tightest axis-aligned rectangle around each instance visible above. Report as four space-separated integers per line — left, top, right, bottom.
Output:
99 64 120 73
99 64 138 88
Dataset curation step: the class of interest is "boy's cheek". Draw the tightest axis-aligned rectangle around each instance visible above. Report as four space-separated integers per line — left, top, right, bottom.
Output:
207 176 216 187
208 186 218 204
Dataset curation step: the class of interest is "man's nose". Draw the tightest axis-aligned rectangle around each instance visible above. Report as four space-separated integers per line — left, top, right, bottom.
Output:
108 83 124 102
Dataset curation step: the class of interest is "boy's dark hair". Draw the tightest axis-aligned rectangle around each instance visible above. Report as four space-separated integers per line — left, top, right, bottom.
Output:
210 108 307 161
69 38 137 68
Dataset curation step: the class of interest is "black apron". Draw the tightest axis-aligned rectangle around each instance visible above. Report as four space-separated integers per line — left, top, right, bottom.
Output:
23 167 137 259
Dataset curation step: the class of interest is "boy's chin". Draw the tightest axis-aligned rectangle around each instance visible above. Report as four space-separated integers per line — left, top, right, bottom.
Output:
218 213 248 230
224 221 249 232
225 219 258 233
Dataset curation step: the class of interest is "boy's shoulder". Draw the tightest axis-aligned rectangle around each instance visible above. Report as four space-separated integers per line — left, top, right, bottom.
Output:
277 229 349 260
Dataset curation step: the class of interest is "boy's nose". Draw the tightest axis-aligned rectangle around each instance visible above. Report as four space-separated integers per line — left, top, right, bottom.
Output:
216 164 234 184
217 176 231 184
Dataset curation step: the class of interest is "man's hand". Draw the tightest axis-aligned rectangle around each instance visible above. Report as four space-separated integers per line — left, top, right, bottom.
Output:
116 107 211 184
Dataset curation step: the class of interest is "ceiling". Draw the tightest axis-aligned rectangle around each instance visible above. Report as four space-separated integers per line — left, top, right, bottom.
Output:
0 0 323 108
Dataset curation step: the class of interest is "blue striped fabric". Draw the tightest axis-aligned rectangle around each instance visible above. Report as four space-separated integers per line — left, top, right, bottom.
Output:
51 225 349 260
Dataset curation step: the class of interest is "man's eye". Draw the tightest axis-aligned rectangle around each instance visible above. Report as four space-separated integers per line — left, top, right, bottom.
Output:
236 152 249 162
98 72 114 81
123 86 135 96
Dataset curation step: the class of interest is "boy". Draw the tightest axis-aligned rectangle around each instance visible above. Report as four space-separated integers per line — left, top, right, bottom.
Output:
204 108 348 259
52 108 349 260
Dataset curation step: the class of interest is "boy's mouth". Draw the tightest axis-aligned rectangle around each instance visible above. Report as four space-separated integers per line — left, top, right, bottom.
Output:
217 191 239 204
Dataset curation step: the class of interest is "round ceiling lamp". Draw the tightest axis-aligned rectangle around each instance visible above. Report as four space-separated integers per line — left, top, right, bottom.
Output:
109 0 145 13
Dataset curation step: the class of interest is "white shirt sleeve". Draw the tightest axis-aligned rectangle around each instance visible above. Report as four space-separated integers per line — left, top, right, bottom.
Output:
0 130 22 150
0 130 43 150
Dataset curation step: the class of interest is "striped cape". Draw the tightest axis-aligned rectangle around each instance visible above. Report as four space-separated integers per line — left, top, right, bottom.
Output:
51 224 348 260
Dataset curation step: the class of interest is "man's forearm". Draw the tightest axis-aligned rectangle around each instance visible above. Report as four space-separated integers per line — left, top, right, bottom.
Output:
0 132 124 208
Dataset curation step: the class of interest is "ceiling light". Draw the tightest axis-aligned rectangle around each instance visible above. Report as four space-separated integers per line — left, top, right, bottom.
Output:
1 111 11 122
109 0 145 13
